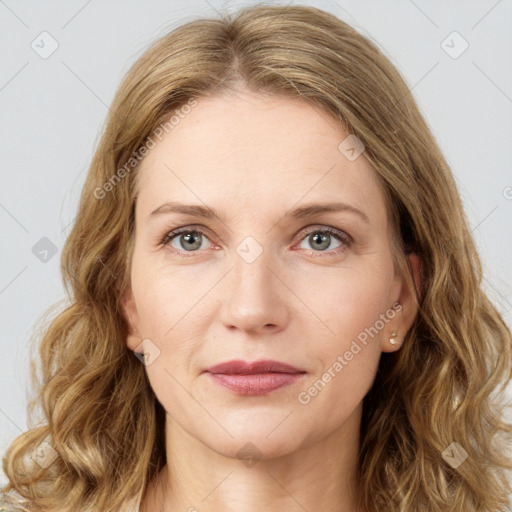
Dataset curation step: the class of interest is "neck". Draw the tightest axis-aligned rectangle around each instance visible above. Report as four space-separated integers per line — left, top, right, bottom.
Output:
141 404 363 512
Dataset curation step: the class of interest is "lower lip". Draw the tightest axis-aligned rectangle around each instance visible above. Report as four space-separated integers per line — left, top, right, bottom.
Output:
207 372 305 396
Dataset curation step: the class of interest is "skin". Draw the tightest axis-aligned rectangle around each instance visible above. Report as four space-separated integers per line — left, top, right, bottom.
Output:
122 88 420 512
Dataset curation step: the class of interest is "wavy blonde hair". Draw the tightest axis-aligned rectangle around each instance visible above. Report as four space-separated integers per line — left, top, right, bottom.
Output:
2 4 512 511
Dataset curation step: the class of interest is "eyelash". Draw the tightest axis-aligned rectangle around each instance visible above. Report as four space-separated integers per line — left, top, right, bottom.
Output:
160 225 353 258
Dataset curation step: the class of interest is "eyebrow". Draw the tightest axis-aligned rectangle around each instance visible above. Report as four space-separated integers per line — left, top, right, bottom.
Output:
149 201 370 224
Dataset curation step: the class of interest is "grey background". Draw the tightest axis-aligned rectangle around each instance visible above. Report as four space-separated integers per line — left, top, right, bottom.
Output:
1 0 511 493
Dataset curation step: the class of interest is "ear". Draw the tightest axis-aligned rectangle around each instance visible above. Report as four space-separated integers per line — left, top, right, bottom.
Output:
121 288 142 351
381 252 421 353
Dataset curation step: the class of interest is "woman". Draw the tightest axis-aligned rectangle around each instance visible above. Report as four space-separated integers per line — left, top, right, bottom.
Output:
2 4 511 512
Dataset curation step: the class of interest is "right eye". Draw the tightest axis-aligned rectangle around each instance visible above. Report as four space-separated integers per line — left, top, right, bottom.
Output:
161 227 215 254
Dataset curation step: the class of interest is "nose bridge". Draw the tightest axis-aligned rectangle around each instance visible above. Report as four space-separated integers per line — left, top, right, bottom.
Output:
220 234 288 333
233 237 272 293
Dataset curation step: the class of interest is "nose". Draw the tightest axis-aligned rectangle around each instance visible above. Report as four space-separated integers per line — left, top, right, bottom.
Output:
219 247 289 336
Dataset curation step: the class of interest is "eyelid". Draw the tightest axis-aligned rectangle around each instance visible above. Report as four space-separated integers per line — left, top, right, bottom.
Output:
296 224 353 245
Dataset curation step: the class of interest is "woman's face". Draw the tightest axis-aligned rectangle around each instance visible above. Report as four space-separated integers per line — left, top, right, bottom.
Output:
122 89 418 459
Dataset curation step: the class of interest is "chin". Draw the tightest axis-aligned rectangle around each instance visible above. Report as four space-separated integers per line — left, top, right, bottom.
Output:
200 424 306 462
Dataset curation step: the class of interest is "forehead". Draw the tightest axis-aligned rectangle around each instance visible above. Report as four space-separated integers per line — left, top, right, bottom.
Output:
135 90 387 228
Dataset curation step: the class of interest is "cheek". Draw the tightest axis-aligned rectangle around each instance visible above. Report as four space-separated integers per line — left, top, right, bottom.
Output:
132 261 204 338
295 348 378 443
130 262 214 383
131 268 204 419
296 265 393 396
298 262 395 341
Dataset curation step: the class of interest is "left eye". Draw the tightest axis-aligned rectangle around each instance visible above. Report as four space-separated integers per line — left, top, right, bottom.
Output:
161 227 352 255
302 228 352 253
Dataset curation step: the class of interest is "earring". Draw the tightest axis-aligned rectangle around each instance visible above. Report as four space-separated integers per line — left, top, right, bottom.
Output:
389 331 398 345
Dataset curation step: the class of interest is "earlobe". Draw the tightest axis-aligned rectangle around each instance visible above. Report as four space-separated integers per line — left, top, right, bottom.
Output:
381 329 401 353
121 288 141 351
126 331 141 352
382 252 422 353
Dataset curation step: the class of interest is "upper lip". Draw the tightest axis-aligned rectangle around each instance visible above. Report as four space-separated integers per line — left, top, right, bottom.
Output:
205 359 305 375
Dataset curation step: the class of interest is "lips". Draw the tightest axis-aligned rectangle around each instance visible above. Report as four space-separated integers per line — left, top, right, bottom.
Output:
205 359 305 375
205 359 306 396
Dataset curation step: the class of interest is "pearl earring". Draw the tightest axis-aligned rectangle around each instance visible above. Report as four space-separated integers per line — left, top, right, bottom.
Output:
389 331 398 345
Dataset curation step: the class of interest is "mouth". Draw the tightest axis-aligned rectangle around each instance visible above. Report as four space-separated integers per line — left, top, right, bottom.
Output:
204 359 307 396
